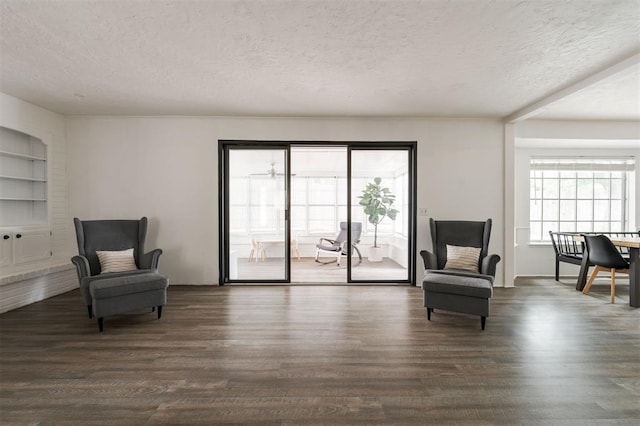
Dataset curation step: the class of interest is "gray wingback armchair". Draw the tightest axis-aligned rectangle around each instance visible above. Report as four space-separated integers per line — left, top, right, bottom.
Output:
420 218 501 330
72 217 168 331
420 218 501 277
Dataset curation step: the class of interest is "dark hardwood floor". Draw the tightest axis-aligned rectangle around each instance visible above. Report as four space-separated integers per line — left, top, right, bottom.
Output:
1 278 639 425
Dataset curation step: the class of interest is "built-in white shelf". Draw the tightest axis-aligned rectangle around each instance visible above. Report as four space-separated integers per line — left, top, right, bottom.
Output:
0 150 46 161
0 126 48 228
0 175 47 182
0 198 47 201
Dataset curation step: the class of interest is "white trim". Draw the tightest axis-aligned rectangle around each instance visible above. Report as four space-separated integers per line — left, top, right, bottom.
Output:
505 53 640 123
504 123 515 288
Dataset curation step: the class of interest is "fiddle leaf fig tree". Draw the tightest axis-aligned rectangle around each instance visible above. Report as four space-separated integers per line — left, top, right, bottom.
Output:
358 177 399 248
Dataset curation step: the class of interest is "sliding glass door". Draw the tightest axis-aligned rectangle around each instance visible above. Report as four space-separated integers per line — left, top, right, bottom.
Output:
219 141 416 285
348 147 414 282
221 145 289 282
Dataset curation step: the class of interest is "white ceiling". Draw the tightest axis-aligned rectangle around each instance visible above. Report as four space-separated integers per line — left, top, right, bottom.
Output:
0 0 639 119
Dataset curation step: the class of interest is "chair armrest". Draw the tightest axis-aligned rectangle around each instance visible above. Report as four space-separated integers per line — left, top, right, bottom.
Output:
71 255 91 280
139 249 163 270
318 238 336 245
480 254 501 277
419 250 438 269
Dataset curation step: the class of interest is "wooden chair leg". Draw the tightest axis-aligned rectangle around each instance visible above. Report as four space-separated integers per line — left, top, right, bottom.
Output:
157 306 163 319
87 305 93 319
97 317 104 332
481 316 486 330
427 308 432 321
583 265 603 294
610 268 615 304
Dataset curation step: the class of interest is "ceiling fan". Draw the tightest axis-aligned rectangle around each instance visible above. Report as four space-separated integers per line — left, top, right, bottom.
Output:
250 162 294 178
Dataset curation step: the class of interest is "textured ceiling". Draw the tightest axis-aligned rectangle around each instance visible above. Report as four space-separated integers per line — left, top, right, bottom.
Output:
0 0 639 118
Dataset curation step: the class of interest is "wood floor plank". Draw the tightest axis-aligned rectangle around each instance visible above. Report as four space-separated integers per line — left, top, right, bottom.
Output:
0 278 639 424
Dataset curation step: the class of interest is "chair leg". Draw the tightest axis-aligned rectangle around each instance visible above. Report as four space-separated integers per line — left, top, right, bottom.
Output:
427 307 432 321
152 307 155 312
555 259 560 281
583 265 603 294
157 306 163 319
610 268 616 304
97 317 104 332
87 305 93 319
481 316 486 330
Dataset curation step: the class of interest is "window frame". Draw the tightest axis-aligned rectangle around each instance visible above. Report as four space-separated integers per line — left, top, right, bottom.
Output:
528 157 634 243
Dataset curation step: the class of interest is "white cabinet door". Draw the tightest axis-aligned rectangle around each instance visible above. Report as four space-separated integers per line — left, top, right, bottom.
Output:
0 232 12 266
13 230 51 264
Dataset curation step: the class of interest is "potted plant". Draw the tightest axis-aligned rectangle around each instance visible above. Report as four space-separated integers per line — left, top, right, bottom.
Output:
358 177 399 262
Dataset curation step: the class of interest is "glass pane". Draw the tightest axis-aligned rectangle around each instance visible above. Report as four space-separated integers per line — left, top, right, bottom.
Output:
577 221 593 232
542 221 559 234
559 200 576 221
543 178 559 198
530 221 542 241
291 177 307 204
560 171 576 178
291 206 306 233
308 178 335 204
291 146 348 283
610 179 622 199
337 206 347 229
229 178 248 204
542 200 559 221
611 200 622 221
593 179 610 199
559 222 576 232
594 200 610 221
308 206 335 233
530 200 542 221
351 149 408 281
559 178 576 198
576 200 593 221
543 170 559 178
530 178 543 198
577 178 593 198
593 222 610 232
229 149 287 281
229 207 247 232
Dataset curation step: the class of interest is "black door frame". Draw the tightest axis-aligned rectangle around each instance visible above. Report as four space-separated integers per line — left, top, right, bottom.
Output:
219 140 417 286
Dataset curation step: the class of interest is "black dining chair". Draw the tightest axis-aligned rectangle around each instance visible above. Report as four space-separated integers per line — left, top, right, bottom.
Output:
581 234 629 304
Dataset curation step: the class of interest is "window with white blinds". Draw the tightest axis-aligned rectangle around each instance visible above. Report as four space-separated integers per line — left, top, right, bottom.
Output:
529 157 635 242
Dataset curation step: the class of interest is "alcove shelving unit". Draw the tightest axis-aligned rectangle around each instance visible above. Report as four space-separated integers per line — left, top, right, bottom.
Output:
0 126 48 226
0 126 51 267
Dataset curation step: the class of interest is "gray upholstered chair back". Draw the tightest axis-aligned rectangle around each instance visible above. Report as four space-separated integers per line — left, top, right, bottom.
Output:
74 217 148 275
430 218 492 270
333 222 362 245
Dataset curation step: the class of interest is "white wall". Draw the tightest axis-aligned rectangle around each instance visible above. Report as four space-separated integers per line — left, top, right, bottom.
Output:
66 117 505 286
0 93 76 312
513 119 640 277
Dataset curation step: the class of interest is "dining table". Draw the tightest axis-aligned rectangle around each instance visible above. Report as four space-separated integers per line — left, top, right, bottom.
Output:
576 236 640 307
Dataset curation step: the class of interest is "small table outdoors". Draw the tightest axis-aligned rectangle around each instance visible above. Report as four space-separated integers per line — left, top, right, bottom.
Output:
576 236 640 307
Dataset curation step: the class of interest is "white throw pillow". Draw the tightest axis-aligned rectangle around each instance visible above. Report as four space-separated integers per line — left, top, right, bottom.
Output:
444 245 481 273
96 248 137 274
